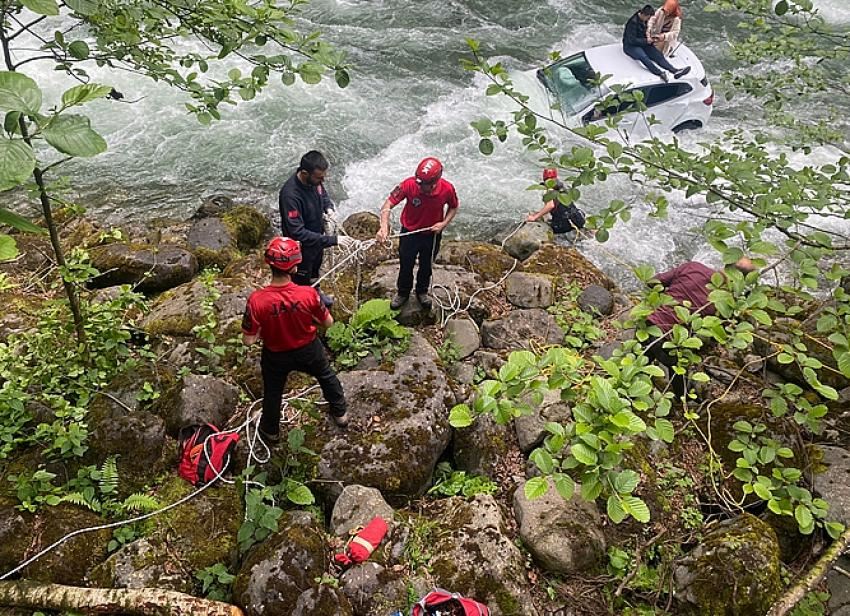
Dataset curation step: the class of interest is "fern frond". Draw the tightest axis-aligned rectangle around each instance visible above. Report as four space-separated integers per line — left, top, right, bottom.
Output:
61 492 101 513
123 493 160 513
99 456 119 496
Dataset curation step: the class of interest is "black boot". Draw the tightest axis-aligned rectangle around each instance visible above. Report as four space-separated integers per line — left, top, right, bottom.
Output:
390 293 409 310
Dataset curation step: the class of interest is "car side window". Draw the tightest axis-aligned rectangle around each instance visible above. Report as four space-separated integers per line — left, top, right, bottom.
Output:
642 83 693 107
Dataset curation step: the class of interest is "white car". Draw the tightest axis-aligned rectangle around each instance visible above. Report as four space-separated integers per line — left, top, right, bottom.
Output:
535 42 713 134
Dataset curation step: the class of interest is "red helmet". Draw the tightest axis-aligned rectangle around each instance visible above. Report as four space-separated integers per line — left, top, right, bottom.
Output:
264 236 302 271
542 168 558 181
415 157 443 184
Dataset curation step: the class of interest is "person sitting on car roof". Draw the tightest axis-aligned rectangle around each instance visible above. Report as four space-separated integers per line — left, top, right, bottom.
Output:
623 4 690 83
647 0 683 57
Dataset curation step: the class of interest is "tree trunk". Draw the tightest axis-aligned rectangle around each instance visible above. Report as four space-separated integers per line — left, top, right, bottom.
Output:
765 525 850 616
0 579 245 616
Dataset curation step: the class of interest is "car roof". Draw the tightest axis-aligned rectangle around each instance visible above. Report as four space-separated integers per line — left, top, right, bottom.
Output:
583 42 706 88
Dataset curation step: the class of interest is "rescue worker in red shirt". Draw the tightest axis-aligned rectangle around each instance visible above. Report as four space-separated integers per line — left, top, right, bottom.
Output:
375 157 460 310
242 237 348 443
646 257 755 397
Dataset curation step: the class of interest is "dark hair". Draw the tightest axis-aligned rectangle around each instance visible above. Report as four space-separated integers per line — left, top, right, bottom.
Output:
639 4 654 15
299 150 329 174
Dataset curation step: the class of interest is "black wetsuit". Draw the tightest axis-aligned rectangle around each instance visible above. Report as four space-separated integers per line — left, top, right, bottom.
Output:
546 180 586 234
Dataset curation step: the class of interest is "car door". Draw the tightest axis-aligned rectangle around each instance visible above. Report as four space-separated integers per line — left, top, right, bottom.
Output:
638 82 694 130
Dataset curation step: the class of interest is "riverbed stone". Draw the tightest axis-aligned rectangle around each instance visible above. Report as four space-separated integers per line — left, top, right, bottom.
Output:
155 373 239 436
453 413 512 478
187 217 239 269
445 317 480 359
505 272 554 308
674 513 781 615
813 445 850 526
497 222 553 261
330 485 395 537
89 243 198 293
428 495 538 616
578 284 614 316
514 390 572 453
480 309 564 350
342 212 380 240
513 479 606 575
438 240 518 283
312 333 452 505
234 511 327 616
521 244 614 290
291 585 353 616
340 562 407 616
0 498 31 576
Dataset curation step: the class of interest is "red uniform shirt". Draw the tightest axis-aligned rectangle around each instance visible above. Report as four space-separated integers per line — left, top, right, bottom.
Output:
388 177 459 231
242 283 329 352
648 261 718 332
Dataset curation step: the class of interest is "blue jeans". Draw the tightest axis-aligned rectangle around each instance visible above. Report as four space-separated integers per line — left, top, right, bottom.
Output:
623 44 678 76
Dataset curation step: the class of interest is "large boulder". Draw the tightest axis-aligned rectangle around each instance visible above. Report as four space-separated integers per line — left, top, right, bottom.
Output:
291 585 353 616
428 495 538 616
480 309 564 350
342 211 380 240
188 205 269 270
444 317 480 359
497 222 552 261
141 276 254 337
514 390 571 454
89 243 198 293
312 334 452 505
504 272 554 309
155 373 239 436
674 514 781 615
89 478 242 592
521 244 613 290
24 505 111 585
0 498 32 576
438 241 518 283
577 284 614 316
453 414 513 479
233 511 327 616
813 446 850 526
340 562 407 616
513 479 606 575
330 485 395 537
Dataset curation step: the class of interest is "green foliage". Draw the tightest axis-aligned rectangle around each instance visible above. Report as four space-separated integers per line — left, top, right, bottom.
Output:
548 283 604 350
0 256 148 461
789 591 829 616
60 456 161 518
327 299 410 368
196 562 235 603
427 462 498 498
436 335 462 367
237 482 284 554
401 515 439 574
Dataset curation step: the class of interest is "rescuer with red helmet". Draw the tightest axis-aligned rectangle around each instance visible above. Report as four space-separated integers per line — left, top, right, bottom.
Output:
242 236 348 442
526 168 586 236
376 157 459 310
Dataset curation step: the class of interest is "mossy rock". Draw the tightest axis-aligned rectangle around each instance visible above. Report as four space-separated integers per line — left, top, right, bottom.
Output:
438 241 518 284
59 217 103 251
89 243 198 293
0 497 33 576
0 233 52 278
24 505 111 585
222 205 269 251
233 511 327 616
292 585 354 615
520 244 614 291
0 290 43 341
342 211 380 240
674 513 781 615
700 403 803 503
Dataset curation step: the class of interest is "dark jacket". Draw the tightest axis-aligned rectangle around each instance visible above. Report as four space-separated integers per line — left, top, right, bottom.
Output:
278 172 337 265
623 12 651 48
545 180 586 234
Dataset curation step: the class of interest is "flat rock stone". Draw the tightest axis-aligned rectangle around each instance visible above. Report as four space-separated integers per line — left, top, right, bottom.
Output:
513 479 606 575
505 272 554 308
445 317 480 359
89 243 198 293
480 309 564 350
155 374 239 436
330 485 395 537
438 240 518 283
814 446 850 525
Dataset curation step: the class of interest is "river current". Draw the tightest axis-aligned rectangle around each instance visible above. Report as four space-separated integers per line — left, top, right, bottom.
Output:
10 0 850 288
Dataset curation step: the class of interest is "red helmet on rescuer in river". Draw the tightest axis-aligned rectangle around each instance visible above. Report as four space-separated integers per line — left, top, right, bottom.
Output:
542 168 558 180
415 157 443 184
264 237 302 271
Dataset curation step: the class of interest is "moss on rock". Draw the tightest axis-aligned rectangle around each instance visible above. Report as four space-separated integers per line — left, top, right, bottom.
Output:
439 241 518 284
221 205 269 251
521 244 614 290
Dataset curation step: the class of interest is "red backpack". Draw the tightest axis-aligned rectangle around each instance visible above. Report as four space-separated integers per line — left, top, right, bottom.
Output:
411 589 490 616
177 424 240 486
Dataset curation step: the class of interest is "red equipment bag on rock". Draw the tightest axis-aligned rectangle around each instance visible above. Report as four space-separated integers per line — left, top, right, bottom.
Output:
333 515 388 567
411 589 490 616
177 423 239 487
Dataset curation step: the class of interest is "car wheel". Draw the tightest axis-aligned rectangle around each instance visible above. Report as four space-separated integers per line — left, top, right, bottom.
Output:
672 120 703 133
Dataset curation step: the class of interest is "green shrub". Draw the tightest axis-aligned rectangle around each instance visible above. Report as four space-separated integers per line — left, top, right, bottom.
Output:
327 299 410 368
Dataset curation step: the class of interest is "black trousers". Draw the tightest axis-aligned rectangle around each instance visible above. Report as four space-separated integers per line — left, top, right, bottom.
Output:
260 338 346 434
397 227 442 295
291 247 323 287
646 336 686 398
623 44 678 77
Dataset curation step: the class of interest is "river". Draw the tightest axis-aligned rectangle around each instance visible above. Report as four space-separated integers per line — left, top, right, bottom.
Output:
10 0 850 288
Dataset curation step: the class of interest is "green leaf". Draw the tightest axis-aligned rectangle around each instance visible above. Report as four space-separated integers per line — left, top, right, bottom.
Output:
627 380 652 398
449 404 473 428
62 84 112 108
0 72 42 114
65 0 97 14
286 484 315 506
607 495 626 524
753 482 772 500
794 504 813 530
335 69 350 88
654 418 675 443
524 476 548 500
0 235 17 261
21 0 59 15
553 473 575 501
68 41 91 60
826 521 845 540
479 138 494 155
0 208 44 234
622 495 651 523
0 137 35 191
775 0 788 16
42 115 107 157
571 443 598 466
837 351 850 379
614 469 639 494
530 448 554 474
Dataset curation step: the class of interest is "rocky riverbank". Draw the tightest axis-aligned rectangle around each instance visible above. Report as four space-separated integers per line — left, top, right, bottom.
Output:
2 198 850 615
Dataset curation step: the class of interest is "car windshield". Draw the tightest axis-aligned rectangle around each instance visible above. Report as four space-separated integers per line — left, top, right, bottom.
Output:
538 53 604 116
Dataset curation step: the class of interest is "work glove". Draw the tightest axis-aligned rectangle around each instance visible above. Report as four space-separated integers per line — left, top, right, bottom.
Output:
336 235 357 250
